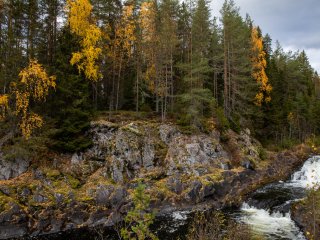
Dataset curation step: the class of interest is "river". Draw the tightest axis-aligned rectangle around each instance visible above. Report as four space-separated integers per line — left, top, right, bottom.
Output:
154 155 320 240
35 155 320 240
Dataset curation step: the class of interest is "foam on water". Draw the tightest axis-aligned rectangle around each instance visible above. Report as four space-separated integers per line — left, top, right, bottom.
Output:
238 156 320 239
240 203 305 240
289 156 320 189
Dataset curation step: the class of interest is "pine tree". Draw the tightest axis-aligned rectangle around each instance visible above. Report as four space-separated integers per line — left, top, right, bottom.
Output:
178 0 213 129
158 0 178 119
220 0 252 126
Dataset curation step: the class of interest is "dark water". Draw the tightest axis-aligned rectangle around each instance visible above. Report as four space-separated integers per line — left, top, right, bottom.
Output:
230 156 320 240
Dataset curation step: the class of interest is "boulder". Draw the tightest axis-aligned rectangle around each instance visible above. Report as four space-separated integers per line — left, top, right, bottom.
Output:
0 153 30 180
185 181 202 203
95 185 114 206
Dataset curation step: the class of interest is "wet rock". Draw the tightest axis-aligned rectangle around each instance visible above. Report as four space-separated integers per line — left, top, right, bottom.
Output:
0 223 28 239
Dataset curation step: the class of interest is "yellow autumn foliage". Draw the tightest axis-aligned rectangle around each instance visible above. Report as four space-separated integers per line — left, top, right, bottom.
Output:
0 94 9 120
114 4 136 57
14 59 56 139
66 0 102 82
18 60 56 101
139 1 158 93
20 113 44 140
251 27 272 106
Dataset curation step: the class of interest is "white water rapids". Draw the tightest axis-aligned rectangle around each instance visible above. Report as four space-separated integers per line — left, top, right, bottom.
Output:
238 156 320 240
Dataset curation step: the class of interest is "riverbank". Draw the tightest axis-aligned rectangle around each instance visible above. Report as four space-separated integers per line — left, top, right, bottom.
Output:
0 117 315 239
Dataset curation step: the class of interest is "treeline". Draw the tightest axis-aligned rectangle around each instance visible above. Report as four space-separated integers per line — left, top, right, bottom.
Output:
0 0 319 151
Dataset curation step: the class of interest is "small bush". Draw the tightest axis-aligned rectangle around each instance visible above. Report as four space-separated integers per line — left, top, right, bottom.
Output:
258 146 267 160
140 103 153 113
121 183 158 240
229 114 241 134
186 211 256 240
280 138 299 149
216 107 230 132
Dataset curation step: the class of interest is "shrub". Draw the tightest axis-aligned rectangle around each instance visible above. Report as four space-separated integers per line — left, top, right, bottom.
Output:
121 183 158 240
186 211 257 240
216 107 230 132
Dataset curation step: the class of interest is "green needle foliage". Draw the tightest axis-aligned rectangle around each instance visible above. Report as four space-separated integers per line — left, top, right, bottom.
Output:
121 183 158 240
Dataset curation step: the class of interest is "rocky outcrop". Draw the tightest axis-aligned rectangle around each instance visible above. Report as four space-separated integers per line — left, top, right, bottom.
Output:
0 152 30 180
80 120 234 183
0 119 312 239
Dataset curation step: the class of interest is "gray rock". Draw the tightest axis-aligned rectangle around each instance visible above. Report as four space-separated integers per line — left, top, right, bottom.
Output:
110 187 127 208
33 169 44 180
54 193 64 205
167 177 183 194
142 141 155 169
33 194 47 203
185 181 202 203
0 153 30 180
95 185 114 206
241 159 255 170
19 187 31 202
159 124 179 144
110 156 124 183
220 162 231 170
0 223 27 239
165 135 225 175
71 153 84 165
202 182 215 198
0 185 11 196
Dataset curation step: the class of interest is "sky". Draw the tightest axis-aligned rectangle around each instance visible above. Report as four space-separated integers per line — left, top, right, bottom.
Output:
210 0 320 73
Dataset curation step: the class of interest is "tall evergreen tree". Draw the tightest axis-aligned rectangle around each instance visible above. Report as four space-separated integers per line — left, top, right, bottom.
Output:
50 28 93 152
178 0 213 129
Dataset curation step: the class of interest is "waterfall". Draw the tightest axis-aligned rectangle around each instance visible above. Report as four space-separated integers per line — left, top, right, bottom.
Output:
238 156 320 240
290 156 320 189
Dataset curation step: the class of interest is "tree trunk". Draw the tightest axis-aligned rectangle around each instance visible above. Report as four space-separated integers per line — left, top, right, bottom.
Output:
223 28 229 117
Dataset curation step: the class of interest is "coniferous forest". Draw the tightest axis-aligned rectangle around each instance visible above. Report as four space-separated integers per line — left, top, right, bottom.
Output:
1 0 320 239
0 0 319 150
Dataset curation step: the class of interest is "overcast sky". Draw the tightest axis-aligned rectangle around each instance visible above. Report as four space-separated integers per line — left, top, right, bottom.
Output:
210 0 320 72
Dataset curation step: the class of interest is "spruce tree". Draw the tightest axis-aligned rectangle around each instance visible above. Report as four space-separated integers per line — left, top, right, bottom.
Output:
49 28 93 152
